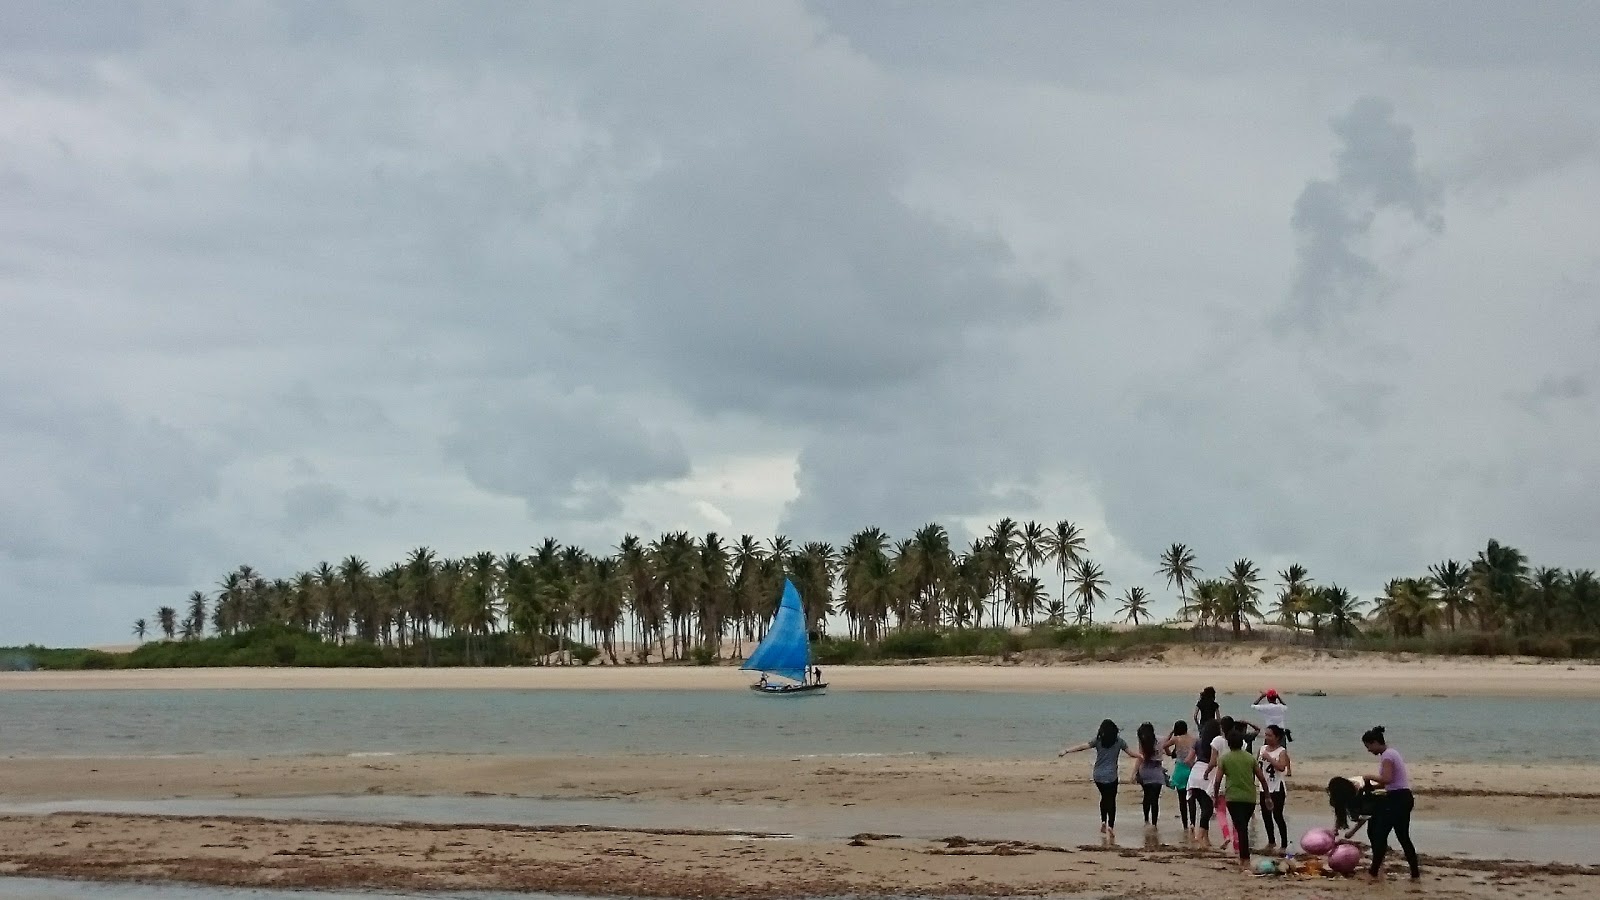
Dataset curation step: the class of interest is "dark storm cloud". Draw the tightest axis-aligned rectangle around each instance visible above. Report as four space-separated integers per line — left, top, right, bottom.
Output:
443 386 692 521
0 381 229 585
1281 97 1443 332
3 2 1600 643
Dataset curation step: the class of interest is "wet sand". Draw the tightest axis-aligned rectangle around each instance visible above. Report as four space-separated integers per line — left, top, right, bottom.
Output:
4 647 1599 697
5 753 1599 825
1 811 1595 899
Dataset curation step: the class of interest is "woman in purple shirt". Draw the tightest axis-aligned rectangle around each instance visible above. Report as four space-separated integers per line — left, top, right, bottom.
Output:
1361 725 1420 881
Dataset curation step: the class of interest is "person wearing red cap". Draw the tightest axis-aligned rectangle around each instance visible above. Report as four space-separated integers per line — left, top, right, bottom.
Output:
1251 689 1291 743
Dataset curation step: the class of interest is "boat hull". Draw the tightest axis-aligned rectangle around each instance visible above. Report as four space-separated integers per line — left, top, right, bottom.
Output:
749 681 828 696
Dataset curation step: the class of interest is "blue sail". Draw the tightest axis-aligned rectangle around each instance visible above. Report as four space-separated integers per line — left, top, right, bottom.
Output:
740 579 810 682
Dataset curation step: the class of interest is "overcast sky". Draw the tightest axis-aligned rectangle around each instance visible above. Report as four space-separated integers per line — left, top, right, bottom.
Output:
4 2 1599 646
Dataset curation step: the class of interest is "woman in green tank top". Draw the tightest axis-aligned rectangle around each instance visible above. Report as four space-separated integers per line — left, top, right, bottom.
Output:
1210 729 1273 868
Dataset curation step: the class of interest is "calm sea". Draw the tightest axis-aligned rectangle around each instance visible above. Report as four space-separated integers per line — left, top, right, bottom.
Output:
1 688 1593 763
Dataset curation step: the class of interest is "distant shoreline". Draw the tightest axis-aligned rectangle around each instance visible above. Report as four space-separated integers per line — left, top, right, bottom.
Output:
4 648 1598 697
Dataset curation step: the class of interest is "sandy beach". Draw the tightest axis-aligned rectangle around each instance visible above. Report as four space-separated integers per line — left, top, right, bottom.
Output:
6 656 1599 897
2 809 1596 899
3 753 1599 825
5 647 1599 696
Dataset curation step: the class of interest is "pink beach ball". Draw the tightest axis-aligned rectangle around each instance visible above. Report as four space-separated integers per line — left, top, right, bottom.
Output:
1299 828 1335 856
1327 842 1363 874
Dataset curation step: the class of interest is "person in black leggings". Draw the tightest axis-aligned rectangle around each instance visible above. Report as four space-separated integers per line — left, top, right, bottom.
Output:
1184 719 1221 841
1061 719 1140 838
1362 725 1420 881
1257 724 1291 851
1133 722 1167 826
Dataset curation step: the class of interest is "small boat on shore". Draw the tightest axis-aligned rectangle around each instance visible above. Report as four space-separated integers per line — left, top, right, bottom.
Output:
742 579 826 696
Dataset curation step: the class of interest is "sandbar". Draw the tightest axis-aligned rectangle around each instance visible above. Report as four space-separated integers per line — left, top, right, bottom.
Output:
4 646 1598 697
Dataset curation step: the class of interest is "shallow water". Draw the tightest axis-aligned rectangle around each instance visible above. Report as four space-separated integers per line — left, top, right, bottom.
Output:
2 793 1595 866
3 688 1596 763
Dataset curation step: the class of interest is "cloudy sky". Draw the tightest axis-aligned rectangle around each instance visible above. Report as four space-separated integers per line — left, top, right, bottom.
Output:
4 2 1599 646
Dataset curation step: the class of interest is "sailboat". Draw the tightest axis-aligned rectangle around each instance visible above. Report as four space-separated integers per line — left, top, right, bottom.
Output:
742 578 827 696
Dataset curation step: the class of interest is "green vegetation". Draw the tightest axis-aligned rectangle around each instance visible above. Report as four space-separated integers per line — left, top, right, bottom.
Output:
37 525 1593 670
3 624 598 670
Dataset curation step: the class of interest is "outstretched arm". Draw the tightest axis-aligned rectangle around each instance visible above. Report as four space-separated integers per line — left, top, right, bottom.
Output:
1059 742 1091 756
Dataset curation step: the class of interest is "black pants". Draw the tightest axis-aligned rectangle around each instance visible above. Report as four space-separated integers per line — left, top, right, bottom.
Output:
1189 788 1213 830
1226 800 1256 860
1179 785 1196 828
1260 788 1287 846
1370 789 1420 878
1095 781 1117 828
1141 783 1162 823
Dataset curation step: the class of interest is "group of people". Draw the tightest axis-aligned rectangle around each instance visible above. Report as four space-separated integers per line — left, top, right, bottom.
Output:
1059 686 1421 882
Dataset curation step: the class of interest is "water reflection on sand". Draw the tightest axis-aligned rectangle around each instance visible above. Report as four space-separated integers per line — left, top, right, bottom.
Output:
1 793 1595 866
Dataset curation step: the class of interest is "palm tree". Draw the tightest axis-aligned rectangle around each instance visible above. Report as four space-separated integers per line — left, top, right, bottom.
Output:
133 619 148 642
1117 586 1151 625
184 591 207 640
339 556 375 643
1470 539 1529 632
730 535 765 654
1043 599 1068 626
1268 564 1310 629
1222 559 1264 636
1427 560 1471 632
1070 558 1108 624
157 606 178 640
986 518 1021 625
1316 585 1367 642
289 572 319 632
1190 579 1227 636
1528 567 1565 636
1011 575 1046 627
1044 521 1087 617
1377 578 1439 638
789 541 838 635
1567 569 1600 632
456 551 501 664
841 527 892 642
583 555 627 663
404 547 439 663
1157 543 1200 621
903 523 954 629
1018 521 1048 621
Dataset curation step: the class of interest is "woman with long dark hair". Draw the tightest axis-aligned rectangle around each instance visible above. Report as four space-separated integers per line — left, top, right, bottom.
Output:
1183 718 1223 842
1162 720 1196 831
1257 724 1292 852
1210 727 1273 869
1361 725 1420 881
1133 722 1167 827
1193 686 1220 729
1061 718 1140 837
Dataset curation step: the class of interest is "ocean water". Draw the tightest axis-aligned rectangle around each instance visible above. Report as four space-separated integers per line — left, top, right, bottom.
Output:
1 688 1595 763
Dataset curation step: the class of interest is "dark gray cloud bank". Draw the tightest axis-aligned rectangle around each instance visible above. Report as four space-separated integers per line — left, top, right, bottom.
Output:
3 2 1599 644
